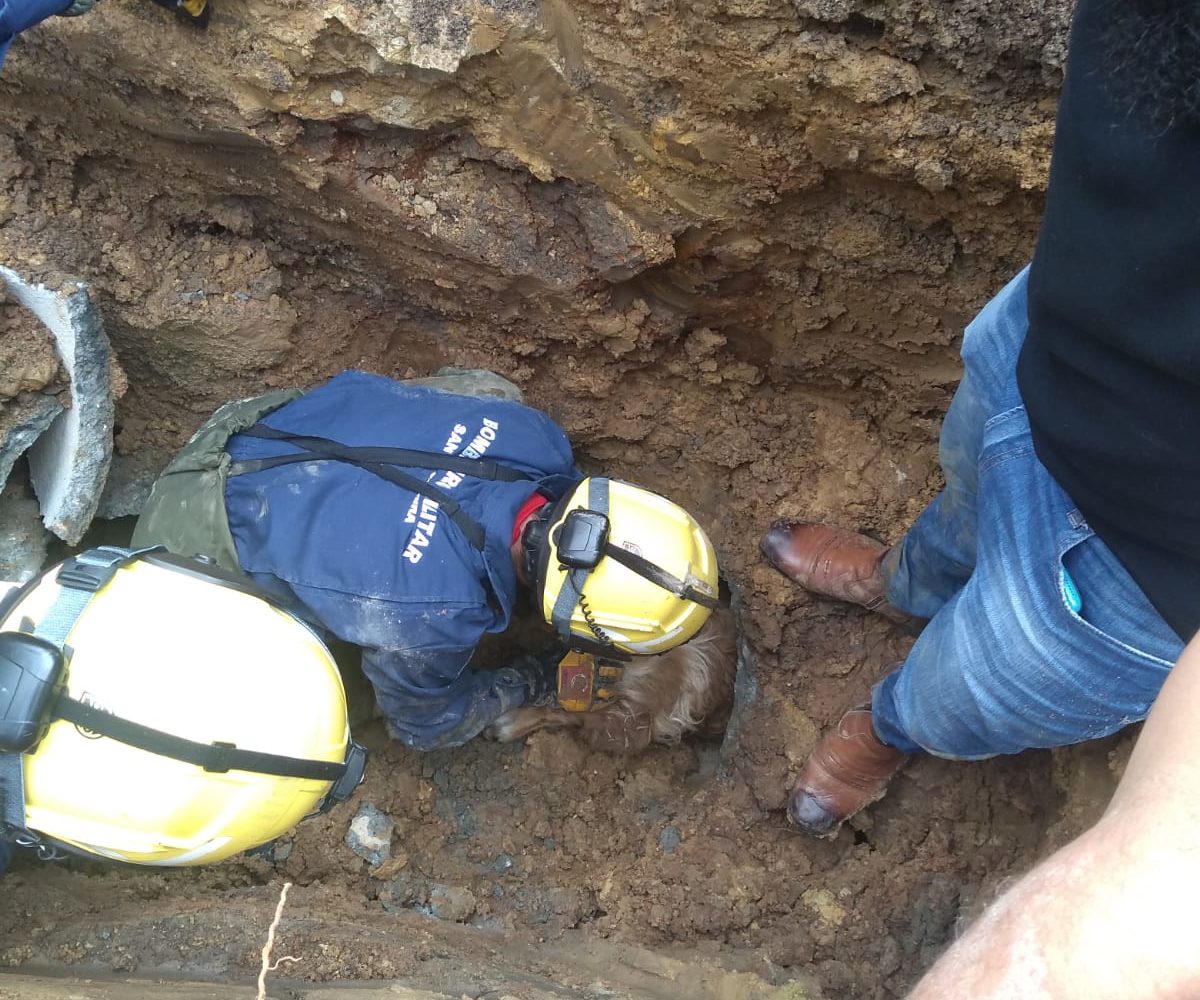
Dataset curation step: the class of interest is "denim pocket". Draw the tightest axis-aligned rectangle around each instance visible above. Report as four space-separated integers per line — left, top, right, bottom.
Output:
1055 530 1179 670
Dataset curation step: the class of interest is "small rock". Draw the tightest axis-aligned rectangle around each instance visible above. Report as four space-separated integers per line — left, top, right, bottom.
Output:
428 884 477 923
345 802 394 866
659 825 682 854
330 89 346 107
272 839 293 863
369 852 410 880
915 159 954 193
802 888 847 926
412 195 438 218
379 873 423 913
492 853 515 874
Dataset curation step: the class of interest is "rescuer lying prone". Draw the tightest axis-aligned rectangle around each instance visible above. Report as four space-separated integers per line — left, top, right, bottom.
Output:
130 368 732 755
0 369 734 870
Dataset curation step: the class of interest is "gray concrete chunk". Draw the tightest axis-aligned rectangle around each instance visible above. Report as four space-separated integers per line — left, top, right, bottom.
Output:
0 268 115 544
0 392 62 490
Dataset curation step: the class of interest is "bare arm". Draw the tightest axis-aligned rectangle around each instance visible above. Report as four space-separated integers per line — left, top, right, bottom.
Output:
909 632 1200 1000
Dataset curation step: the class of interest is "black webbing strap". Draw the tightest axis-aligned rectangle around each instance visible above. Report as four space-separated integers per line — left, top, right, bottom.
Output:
232 426 533 483
53 696 346 782
231 430 484 550
228 425 539 551
588 478 718 610
601 543 720 609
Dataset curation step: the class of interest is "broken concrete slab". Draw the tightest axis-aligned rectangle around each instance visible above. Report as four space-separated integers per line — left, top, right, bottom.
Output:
0 267 115 544
0 391 62 489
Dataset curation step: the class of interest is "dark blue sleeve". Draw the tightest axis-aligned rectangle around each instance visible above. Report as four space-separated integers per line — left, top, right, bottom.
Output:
362 646 530 750
0 0 71 67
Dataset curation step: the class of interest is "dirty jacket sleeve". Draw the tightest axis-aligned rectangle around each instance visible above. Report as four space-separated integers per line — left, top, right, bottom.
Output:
361 644 531 751
0 0 71 66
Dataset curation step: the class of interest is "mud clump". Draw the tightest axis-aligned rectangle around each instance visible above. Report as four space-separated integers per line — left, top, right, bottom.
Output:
0 0 1114 997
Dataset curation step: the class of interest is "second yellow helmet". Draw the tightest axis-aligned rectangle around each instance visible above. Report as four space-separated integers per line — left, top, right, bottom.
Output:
0 547 366 867
533 478 719 656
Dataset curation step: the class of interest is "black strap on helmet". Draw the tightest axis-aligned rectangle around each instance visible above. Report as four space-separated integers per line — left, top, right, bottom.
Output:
0 753 26 838
548 482 608 648
600 543 721 610
52 696 350 782
230 424 537 553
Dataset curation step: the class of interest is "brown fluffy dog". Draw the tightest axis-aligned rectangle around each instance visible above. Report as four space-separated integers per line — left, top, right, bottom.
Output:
486 608 737 754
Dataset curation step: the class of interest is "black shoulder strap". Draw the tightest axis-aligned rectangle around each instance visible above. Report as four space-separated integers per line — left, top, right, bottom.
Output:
233 426 533 482
230 426 494 551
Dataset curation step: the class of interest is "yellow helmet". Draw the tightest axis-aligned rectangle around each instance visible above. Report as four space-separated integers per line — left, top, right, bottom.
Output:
529 478 719 656
0 547 366 866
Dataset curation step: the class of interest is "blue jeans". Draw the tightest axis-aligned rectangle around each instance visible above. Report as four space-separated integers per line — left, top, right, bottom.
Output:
872 268 1184 759
1 0 75 67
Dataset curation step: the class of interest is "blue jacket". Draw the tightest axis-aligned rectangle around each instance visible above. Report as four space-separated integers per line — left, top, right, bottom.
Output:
0 0 69 66
224 371 581 749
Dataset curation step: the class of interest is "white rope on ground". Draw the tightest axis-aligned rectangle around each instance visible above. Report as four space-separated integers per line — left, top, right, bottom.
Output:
256 881 302 1000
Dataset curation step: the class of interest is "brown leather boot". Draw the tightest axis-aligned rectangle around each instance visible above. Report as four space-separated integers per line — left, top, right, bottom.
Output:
788 705 910 838
760 520 914 626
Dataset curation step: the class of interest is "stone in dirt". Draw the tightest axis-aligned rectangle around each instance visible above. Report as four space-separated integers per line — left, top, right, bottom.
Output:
345 801 395 866
428 884 478 923
0 480 51 583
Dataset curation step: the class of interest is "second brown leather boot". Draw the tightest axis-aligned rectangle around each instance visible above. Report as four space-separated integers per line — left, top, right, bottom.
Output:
788 705 910 838
760 520 914 625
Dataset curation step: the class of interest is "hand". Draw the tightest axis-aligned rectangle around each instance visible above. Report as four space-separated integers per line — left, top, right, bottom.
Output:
507 641 567 705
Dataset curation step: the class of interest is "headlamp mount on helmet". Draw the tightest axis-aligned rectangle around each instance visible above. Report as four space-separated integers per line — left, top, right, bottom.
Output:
0 633 65 756
553 510 610 569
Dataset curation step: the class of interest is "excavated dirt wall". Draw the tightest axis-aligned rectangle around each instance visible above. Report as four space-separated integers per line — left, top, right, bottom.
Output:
0 1 1133 998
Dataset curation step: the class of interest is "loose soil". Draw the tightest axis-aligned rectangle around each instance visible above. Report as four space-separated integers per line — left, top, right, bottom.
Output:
0 0 1133 997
